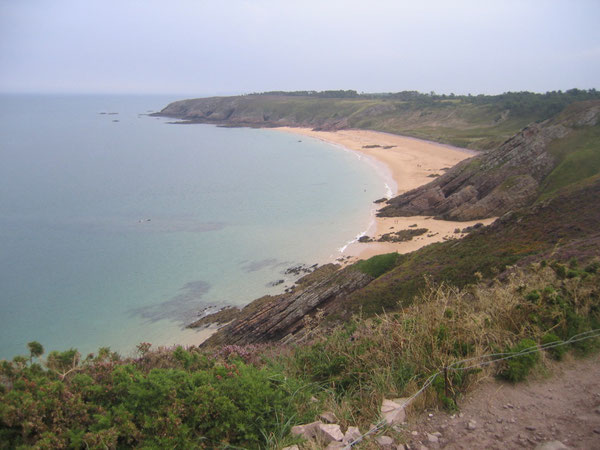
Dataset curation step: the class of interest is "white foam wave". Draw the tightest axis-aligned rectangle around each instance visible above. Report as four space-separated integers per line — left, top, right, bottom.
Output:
385 183 393 198
338 217 376 253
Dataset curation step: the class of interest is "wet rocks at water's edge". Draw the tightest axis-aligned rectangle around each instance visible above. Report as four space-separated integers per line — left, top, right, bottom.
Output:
267 263 319 287
285 263 318 276
203 264 371 346
187 305 241 329
190 263 322 329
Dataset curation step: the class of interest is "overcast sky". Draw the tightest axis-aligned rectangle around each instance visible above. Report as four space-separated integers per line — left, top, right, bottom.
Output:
1 0 599 96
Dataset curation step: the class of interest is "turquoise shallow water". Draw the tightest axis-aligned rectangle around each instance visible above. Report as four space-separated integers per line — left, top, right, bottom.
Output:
0 95 386 359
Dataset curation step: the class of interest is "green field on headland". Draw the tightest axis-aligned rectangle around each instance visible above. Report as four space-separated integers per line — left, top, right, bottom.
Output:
159 89 600 150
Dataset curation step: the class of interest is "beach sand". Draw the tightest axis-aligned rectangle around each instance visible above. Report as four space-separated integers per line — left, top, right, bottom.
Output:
275 127 496 263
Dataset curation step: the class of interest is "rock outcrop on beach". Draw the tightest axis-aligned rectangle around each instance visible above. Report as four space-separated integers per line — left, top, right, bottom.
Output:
378 101 600 220
202 264 372 346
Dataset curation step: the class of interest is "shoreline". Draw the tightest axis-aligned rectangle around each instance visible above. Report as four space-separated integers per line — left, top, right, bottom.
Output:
274 127 496 263
189 126 496 343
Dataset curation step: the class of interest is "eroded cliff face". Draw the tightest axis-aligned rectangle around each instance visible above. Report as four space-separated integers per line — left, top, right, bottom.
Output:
378 101 600 221
203 265 372 346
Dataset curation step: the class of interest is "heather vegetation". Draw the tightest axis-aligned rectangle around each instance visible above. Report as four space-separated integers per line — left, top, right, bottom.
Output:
1 263 598 448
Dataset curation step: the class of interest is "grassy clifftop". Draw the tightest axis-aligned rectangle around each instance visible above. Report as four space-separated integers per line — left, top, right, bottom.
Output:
158 89 600 150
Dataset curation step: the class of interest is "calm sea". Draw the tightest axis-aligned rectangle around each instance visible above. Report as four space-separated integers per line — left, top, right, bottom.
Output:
0 94 385 359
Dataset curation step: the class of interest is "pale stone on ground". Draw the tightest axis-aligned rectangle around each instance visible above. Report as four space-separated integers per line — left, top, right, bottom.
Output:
290 420 322 439
382 399 406 425
319 411 338 424
317 423 344 442
343 426 362 445
535 442 570 450
426 432 438 443
375 435 395 449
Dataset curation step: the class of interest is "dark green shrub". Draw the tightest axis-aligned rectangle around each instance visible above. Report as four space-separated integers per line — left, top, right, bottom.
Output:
0 345 313 449
355 252 399 278
436 324 448 343
393 360 415 390
499 338 539 382
541 333 566 360
525 290 541 302
584 261 599 273
452 340 474 357
552 263 567 279
293 343 349 387
542 285 556 298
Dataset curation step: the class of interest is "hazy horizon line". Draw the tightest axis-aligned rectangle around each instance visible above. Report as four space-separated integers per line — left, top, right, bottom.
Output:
1 86 598 98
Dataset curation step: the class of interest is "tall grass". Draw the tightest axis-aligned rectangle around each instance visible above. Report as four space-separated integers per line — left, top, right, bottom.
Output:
282 263 600 429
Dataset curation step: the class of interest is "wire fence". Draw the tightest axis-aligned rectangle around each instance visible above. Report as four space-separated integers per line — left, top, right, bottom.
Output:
344 328 600 448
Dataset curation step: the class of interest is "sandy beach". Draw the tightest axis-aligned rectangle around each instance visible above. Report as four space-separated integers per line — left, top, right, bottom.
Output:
275 127 496 263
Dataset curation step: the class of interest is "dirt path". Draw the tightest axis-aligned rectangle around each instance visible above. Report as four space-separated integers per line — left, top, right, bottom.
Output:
406 354 600 449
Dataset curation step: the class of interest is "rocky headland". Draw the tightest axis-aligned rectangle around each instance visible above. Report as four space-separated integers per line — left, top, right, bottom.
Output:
379 101 600 220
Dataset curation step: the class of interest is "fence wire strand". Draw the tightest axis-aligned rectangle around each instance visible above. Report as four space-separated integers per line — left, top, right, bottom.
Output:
344 328 600 448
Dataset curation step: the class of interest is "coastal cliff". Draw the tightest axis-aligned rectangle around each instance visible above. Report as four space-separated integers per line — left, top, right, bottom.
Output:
378 100 600 220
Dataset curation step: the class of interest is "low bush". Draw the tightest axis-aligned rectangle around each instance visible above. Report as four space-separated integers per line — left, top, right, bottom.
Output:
0 347 315 448
355 252 399 278
499 338 539 382
541 333 566 360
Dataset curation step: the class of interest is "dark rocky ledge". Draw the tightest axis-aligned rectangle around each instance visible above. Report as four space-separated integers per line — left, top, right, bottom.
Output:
378 102 600 221
202 264 372 346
